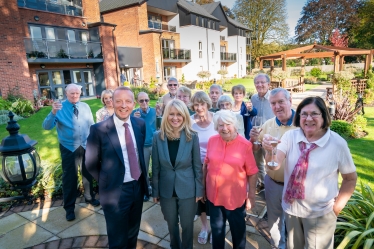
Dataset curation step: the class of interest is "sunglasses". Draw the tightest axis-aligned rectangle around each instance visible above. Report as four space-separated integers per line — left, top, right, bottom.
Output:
138 99 149 103
168 84 178 87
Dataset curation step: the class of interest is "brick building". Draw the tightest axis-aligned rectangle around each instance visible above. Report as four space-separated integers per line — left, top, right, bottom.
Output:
100 0 251 85
0 0 119 100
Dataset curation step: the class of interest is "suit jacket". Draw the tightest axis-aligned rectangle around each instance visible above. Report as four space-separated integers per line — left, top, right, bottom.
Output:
151 130 203 199
85 115 149 208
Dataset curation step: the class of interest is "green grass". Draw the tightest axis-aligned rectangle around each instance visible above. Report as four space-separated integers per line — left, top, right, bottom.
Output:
227 78 256 94
0 102 373 191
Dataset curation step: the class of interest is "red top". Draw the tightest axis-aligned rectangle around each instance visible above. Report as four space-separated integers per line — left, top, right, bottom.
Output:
204 134 258 210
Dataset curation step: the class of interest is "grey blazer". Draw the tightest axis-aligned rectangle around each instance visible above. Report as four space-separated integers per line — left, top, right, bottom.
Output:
152 130 203 199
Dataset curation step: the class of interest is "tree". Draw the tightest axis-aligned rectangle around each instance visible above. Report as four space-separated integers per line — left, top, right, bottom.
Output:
349 0 374 49
232 0 289 64
195 0 214 4
295 0 359 44
222 5 234 19
329 29 348 47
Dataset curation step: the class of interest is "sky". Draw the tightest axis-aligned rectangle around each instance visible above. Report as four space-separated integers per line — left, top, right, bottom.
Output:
219 0 307 38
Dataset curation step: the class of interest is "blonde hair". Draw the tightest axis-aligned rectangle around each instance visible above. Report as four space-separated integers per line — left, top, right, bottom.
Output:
160 99 194 141
100 89 113 105
190 91 212 111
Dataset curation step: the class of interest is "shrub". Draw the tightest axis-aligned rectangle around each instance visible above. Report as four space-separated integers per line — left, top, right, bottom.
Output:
272 70 288 82
9 99 34 117
0 110 24 125
131 87 158 100
0 98 11 110
330 120 352 138
304 78 314 84
333 71 355 91
310 67 322 79
335 183 374 248
351 115 367 138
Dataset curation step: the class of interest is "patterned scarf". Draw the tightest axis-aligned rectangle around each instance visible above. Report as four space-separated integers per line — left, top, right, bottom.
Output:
284 142 318 204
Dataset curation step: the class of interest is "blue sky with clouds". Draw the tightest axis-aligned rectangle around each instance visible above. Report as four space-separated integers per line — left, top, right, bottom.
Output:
219 0 306 38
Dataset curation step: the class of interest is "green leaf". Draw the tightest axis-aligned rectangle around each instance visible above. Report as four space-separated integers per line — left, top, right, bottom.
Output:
363 239 374 249
352 228 374 249
366 212 374 230
336 230 361 249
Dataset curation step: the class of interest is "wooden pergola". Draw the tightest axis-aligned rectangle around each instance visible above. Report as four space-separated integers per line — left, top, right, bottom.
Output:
257 44 374 82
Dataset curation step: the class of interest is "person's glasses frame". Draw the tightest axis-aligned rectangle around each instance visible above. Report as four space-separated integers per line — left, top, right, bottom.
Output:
138 99 150 103
299 112 322 118
168 84 178 87
254 81 268 85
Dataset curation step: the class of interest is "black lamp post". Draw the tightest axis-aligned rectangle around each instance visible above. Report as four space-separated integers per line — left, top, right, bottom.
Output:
0 112 40 203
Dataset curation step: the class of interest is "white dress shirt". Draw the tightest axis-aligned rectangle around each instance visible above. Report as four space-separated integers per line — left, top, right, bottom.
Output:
113 114 141 182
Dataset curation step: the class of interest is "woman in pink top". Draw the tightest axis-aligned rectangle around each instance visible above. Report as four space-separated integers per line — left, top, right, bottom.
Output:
203 110 258 249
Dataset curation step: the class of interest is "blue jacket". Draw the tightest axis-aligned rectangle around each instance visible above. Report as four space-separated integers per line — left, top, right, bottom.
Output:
240 101 257 140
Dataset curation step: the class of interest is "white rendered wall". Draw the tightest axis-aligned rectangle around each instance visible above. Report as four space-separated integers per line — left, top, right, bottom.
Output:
226 35 246 78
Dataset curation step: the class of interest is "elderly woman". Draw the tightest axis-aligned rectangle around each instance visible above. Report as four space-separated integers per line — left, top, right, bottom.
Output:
204 110 258 248
262 96 357 249
217 95 245 137
190 91 218 244
96 89 114 122
231 84 257 139
152 99 203 249
177 86 195 115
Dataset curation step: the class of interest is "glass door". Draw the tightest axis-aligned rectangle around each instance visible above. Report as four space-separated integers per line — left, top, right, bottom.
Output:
164 66 176 81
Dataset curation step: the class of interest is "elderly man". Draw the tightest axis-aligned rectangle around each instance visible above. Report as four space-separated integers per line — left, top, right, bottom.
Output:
251 73 275 194
42 84 99 221
250 88 296 249
86 87 149 248
208 84 223 113
131 92 156 202
162 77 179 106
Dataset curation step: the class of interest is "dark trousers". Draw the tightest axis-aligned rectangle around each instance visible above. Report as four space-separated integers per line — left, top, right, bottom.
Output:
103 178 144 249
60 144 94 212
160 197 197 249
208 199 246 249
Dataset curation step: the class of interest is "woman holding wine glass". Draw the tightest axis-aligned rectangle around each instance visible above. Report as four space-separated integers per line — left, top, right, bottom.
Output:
262 96 357 249
231 84 257 140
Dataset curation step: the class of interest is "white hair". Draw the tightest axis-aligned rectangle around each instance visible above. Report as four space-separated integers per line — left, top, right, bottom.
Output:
65 83 82 93
213 110 239 131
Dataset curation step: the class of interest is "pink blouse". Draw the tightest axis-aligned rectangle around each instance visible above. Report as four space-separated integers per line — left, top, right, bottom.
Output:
204 134 258 210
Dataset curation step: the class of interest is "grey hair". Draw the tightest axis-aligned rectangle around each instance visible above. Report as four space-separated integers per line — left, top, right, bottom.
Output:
213 110 239 131
270 88 291 100
100 89 114 105
209 84 223 94
217 95 234 109
168 77 179 85
254 73 270 84
65 83 82 93
137 91 149 99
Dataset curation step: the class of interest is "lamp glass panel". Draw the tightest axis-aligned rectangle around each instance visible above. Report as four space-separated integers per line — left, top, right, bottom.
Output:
22 153 35 180
5 156 23 182
31 150 41 175
0 155 4 181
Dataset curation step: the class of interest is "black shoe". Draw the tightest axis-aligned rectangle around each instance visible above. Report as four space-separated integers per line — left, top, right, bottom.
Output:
66 212 76 221
85 198 100 207
143 195 150 202
256 183 265 194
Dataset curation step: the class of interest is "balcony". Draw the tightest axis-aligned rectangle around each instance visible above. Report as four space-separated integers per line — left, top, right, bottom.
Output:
220 52 237 62
163 48 191 62
148 21 177 32
17 0 83 17
24 38 103 63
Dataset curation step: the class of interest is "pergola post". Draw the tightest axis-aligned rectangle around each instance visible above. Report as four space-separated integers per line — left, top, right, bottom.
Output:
259 59 263 70
282 55 287 88
364 53 372 77
300 57 305 83
339 56 345 71
334 54 340 73
270 59 274 81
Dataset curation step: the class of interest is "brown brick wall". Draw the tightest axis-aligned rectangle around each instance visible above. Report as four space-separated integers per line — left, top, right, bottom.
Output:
0 1 33 100
82 0 100 23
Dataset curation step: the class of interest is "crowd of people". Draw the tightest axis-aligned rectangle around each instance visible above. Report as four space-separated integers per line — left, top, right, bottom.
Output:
43 74 357 249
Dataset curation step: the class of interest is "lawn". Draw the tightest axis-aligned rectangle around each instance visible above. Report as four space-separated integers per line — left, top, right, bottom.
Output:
0 102 372 190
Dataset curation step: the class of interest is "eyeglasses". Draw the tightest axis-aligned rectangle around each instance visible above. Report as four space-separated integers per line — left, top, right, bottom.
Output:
254 81 268 85
138 99 149 103
300 112 321 118
168 84 178 87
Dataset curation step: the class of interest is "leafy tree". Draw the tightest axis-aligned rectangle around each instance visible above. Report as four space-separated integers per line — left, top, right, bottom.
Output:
195 0 214 4
222 5 234 19
329 29 349 47
349 0 374 49
232 0 289 64
295 0 359 44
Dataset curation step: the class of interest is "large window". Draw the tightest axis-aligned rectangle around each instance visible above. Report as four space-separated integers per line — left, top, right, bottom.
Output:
199 42 203 58
164 66 176 81
148 14 161 29
38 69 95 99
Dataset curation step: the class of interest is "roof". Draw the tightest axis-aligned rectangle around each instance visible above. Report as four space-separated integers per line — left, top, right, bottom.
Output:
99 0 144 13
200 1 220 14
177 0 219 21
227 16 250 30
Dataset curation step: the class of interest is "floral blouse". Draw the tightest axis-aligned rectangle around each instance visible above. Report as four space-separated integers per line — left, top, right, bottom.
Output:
96 107 113 123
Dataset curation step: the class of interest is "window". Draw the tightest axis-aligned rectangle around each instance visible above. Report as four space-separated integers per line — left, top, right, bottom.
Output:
45 27 55 40
208 20 211 29
196 16 199 26
212 22 215 30
220 36 225 41
212 43 215 51
148 14 161 29
199 41 203 58
164 66 176 81
199 42 202 50
201 18 204 27
212 52 214 59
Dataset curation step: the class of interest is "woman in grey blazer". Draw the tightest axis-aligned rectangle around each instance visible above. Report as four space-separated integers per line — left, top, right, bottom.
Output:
152 99 203 249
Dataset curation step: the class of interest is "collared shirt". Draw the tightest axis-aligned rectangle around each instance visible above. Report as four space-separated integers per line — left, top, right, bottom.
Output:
259 110 296 183
42 100 94 152
251 90 275 124
113 115 141 182
205 134 258 210
278 128 356 218
140 107 150 114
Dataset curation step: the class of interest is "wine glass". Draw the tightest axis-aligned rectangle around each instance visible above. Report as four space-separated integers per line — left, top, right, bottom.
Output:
156 97 163 117
244 99 252 116
267 127 280 167
252 116 263 145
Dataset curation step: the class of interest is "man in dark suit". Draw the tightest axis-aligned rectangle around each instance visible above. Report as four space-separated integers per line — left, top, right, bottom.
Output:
85 86 149 248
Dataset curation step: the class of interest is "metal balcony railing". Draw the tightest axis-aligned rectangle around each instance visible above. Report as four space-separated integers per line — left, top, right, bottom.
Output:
220 52 237 61
24 38 102 60
163 48 191 61
17 0 83 17
148 21 177 32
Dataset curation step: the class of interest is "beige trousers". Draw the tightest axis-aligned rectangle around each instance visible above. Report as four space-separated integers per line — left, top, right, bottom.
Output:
285 211 337 249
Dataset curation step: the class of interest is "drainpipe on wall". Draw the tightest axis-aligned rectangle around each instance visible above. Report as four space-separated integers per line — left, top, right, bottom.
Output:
112 26 120 87
159 32 164 87
206 28 209 72
237 34 239 77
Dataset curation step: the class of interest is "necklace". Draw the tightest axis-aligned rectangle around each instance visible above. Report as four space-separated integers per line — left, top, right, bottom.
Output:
168 136 180 141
